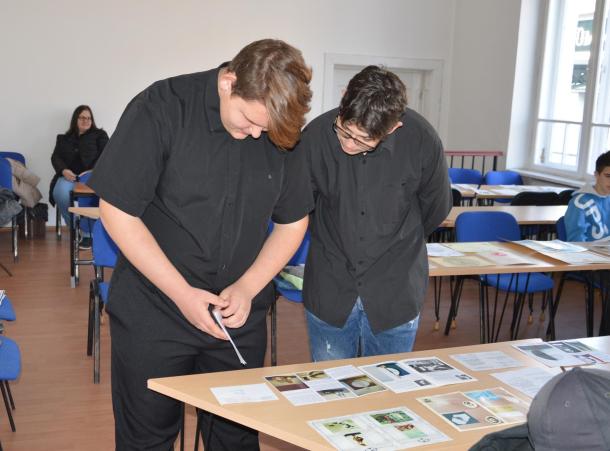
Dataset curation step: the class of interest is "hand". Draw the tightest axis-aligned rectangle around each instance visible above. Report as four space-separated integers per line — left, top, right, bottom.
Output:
174 286 229 340
62 169 77 182
218 281 255 328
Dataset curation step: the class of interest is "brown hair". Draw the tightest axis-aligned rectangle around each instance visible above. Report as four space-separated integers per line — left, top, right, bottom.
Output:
66 105 100 136
227 39 312 149
339 66 407 139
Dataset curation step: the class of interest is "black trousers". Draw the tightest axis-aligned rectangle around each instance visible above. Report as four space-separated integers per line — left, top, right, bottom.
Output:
108 280 270 451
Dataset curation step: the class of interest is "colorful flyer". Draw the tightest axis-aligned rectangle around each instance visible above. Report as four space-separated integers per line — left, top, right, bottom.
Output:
417 392 504 431
463 388 529 423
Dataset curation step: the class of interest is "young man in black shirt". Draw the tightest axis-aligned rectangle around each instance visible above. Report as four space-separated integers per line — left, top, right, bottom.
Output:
88 39 312 450
300 65 451 361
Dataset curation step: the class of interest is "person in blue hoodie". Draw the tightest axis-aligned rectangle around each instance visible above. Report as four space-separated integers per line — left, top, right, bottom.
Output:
565 150 610 242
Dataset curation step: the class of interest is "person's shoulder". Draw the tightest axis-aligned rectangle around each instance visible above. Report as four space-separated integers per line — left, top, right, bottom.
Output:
144 69 214 102
400 108 438 136
303 108 337 135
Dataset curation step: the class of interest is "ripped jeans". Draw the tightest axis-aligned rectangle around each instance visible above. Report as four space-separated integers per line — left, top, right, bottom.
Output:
305 297 419 361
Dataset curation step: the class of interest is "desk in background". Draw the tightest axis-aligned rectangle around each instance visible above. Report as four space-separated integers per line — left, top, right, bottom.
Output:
148 336 610 451
68 182 97 288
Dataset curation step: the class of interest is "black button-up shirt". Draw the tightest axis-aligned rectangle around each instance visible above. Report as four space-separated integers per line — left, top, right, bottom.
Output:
89 67 313 314
301 107 451 333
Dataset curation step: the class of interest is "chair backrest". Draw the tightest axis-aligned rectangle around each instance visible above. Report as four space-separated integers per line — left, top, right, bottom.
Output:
455 211 521 242
448 168 483 185
451 188 462 207
0 158 13 190
510 191 560 206
0 152 26 166
556 216 567 241
92 220 118 268
558 189 575 205
484 170 523 185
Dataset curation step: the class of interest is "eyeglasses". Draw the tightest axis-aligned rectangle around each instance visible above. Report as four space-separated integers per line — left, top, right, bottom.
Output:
332 118 377 152
78 116 92 121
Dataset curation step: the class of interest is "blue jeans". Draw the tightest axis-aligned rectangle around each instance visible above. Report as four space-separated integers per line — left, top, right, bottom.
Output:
53 176 93 236
53 177 74 228
306 298 419 361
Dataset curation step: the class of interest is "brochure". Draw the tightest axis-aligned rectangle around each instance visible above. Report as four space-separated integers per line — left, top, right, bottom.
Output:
490 367 559 398
513 341 610 367
309 406 451 450
264 365 385 406
359 357 475 393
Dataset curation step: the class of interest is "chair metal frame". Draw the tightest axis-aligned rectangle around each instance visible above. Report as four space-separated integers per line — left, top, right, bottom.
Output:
87 219 118 383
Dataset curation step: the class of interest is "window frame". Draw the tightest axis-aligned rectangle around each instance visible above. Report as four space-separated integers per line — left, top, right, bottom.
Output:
529 0 607 180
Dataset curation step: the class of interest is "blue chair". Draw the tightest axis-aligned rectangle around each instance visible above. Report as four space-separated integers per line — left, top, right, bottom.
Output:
87 219 118 383
449 211 555 342
0 152 25 166
448 168 483 185
0 158 20 263
0 336 21 433
484 170 524 204
269 228 310 366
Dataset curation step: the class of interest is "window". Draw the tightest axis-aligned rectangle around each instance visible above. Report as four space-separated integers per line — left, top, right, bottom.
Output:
533 0 610 177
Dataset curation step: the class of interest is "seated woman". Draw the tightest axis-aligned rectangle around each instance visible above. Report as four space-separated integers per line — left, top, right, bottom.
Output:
49 105 108 248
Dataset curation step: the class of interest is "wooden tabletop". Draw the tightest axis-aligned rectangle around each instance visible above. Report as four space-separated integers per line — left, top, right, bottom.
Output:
428 241 610 277
73 182 95 195
148 336 610 450
439 205 567 228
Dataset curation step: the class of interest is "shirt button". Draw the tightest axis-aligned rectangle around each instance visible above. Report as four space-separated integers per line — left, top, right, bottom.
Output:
221 264 227 270
360 211 365 216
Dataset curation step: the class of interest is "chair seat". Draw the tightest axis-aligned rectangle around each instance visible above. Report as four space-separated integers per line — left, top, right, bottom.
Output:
273 276 303 303
482 272 554 293
99 282 110 304
0 336 21 380
0 296 16 321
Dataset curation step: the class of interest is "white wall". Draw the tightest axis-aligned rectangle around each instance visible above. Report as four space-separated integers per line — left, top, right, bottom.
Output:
446 0 522 166
0 0 524 223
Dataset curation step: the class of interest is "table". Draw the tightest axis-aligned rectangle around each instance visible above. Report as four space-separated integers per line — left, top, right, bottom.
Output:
68 183 97 288
148 336 610 451
439 205 566 228
451 184 571 203
427 241 610 342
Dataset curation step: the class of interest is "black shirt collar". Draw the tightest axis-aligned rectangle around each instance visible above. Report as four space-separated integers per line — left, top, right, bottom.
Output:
204 63 229 133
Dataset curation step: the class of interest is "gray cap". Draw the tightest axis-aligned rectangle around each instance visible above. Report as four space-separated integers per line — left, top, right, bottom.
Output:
527 366 610 451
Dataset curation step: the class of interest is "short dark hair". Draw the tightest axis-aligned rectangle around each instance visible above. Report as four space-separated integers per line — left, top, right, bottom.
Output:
228 39 312 150
596 150 610 173
66 105 99 136
339 66 408 139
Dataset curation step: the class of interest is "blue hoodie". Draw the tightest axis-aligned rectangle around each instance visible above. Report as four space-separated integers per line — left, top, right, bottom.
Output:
565 182 610 241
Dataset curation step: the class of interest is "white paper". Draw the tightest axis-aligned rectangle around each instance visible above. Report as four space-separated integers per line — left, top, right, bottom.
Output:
541 250 610 264
450 351 524 371
264 366 384 406
309 406 451 450
399 357 476 386
426 243 464 257
514 239 587 253
513 343 599 367
491 367 559 398
212 309 247 365
210 383 278 405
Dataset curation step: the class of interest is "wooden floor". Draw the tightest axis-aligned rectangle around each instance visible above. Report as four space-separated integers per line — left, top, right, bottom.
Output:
0 229 603 450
